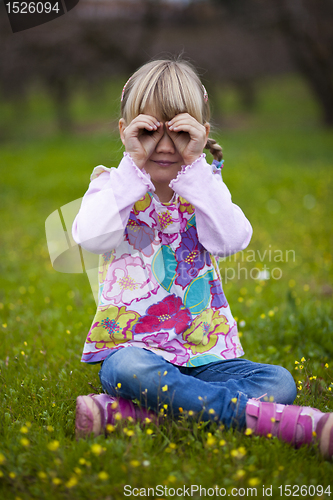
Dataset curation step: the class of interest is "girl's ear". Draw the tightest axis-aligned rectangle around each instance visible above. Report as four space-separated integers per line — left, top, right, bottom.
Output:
204 122 211 142
119 118 126 145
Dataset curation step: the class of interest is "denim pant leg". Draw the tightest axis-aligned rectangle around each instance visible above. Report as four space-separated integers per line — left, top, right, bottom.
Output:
180 358 297 405
99 347 249 429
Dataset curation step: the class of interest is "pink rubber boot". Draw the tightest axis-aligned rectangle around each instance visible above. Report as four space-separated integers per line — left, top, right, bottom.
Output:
75 393 157 438
246 400 333 459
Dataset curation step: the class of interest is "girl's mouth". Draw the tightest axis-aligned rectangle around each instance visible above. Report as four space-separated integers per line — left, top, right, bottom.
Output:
153 161 174 167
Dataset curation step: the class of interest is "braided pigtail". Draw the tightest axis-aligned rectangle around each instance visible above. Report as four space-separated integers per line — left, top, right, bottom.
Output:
205 138 223 162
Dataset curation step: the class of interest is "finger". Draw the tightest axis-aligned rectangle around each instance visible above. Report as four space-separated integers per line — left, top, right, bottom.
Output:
139 123 164 154
137 114 161 127
167 112 192 125
127 115 160 134
167 122 204 143
167 118 204 135
166 128 190 154
167 113 199 128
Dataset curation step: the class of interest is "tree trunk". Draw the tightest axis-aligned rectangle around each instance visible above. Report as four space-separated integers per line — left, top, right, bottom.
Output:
48 78 73 133
275 0 333 126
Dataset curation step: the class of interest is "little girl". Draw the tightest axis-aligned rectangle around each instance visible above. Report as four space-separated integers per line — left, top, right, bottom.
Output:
72 59 332 459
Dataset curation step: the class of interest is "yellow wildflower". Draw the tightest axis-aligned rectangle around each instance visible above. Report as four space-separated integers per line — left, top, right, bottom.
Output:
162 385 168 392
130 460 140 467
20 438 30 447
206 436 216 447
248 478 260 487
238 447 246 455
20 426 29 434
90 443 103 455
98 471 109 481
65 477 78 488
48 440 60 451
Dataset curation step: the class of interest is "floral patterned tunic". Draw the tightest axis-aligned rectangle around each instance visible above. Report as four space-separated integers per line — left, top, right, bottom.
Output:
72 153 252 367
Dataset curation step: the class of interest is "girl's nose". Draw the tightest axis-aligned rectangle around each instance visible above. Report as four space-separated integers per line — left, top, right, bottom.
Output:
155 126 175 154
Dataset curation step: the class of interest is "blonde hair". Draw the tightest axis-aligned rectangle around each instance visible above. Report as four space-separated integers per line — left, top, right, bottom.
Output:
120 59 223 161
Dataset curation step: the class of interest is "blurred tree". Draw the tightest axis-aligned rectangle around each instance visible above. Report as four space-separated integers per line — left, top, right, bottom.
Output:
272 0 333 126
211 0 333 126
0 0 312 133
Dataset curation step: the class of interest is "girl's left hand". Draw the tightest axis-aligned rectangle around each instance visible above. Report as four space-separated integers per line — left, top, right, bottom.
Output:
166 113 210 165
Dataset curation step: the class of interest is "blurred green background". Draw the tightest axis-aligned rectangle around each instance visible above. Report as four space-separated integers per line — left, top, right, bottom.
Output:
0 1 333 498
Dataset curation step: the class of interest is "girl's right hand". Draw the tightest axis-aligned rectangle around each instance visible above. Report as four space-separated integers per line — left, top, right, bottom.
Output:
119 115 164 169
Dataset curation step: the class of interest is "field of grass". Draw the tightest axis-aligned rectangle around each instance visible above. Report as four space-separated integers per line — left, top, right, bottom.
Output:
0 74 333 499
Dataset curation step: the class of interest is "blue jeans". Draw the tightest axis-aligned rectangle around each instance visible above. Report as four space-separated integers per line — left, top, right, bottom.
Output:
99 347 297 429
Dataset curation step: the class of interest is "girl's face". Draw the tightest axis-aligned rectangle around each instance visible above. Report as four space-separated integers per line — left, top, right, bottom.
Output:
120 105 210 202
120 109 186 202
143 119 184 192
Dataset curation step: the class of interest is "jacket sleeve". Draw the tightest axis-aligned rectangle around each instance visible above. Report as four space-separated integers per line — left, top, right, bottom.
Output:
169 154 252 257
72 153 155 254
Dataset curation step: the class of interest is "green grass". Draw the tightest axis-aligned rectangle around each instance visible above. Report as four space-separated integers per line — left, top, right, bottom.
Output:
0 74 333 499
